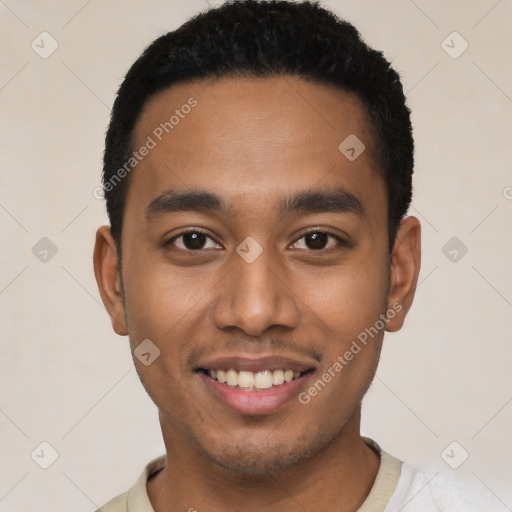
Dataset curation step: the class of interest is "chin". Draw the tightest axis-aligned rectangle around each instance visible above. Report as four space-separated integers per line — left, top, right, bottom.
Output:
209 445 302 476
202 430 333 477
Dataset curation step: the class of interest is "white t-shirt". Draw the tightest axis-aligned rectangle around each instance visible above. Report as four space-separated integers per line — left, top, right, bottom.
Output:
96 437 507 511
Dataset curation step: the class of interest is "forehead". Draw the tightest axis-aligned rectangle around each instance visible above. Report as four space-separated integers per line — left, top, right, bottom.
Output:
126 75 385 223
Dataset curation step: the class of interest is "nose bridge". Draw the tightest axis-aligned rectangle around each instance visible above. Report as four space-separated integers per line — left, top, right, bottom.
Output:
236 246 278 307
213 240 299 335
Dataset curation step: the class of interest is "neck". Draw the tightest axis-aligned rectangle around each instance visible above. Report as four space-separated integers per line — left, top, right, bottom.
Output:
147 407 380 512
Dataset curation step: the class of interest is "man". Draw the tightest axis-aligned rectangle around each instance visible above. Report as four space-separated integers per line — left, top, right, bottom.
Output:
93 1 502 510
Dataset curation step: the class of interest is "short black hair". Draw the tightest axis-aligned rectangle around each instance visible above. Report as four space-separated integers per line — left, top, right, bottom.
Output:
103 0 413 252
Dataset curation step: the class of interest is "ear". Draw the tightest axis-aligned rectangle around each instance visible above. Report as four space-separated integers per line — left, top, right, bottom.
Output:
385 216 421 332
93 225 128 336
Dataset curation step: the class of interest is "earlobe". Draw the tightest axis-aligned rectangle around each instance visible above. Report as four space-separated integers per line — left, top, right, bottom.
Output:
93 226 128 336
385 216 421 332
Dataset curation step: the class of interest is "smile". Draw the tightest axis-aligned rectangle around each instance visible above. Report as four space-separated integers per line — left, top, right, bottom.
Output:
198 368 314 415
203 368 303 391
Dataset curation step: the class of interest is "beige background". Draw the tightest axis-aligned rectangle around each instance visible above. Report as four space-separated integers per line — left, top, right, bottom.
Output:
1 0 511 510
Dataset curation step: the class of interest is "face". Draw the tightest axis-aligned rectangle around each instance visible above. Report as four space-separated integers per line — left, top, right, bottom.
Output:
94 75 420 476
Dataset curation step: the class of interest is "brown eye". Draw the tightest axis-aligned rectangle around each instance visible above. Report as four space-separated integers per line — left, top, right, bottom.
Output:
304 232 328 250
291 231 343 251
167 230 221 251
181 232 207 250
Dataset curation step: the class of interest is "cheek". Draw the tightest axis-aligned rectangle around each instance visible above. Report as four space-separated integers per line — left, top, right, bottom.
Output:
311 256 389 400
122 259 219 396
303 255 389 339
122 254 214 342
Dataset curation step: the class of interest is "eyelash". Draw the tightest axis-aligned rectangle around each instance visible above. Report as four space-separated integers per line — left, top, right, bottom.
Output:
165 228 346 253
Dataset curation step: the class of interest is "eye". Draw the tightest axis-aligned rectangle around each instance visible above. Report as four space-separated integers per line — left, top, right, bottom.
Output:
290 230 344 251
166 228 346 253
166 229 222 251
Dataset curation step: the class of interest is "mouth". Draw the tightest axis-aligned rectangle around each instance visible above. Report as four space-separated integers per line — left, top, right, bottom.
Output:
195 356 316 415
198 367 311 391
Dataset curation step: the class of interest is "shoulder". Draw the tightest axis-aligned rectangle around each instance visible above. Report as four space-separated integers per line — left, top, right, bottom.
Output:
94 454 166 512
94 491 129 512
385 461 507 511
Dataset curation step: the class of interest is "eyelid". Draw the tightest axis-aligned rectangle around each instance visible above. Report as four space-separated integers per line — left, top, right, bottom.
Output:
295 226 347 239
293 224 349 241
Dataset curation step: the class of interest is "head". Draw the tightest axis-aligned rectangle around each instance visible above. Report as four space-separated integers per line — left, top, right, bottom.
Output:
94 0 420 476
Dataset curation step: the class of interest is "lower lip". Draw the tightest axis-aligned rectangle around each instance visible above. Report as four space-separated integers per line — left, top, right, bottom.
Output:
198 371 312 415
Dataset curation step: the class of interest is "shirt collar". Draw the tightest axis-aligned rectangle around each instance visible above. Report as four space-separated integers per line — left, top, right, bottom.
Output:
126 437 402 512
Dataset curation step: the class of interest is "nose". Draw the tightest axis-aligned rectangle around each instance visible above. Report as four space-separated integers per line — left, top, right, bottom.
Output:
212 245 300 337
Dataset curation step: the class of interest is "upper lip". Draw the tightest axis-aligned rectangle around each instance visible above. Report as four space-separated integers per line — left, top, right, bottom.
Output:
197 355 317 373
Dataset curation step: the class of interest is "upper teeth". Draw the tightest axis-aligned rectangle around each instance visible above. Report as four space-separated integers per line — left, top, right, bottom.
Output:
209 369 301 390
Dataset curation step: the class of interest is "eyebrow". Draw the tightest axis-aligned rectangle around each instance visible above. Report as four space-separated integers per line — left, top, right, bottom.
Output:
144 186 365 222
